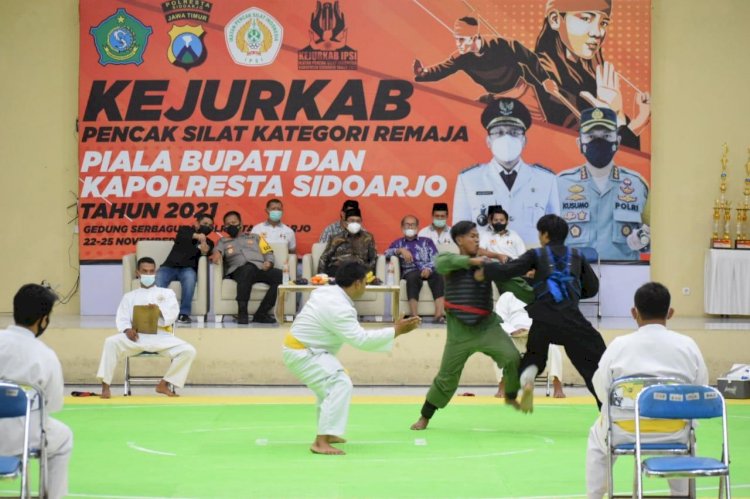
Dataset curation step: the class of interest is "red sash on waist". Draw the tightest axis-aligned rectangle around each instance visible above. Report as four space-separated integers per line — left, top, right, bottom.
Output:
444 300 491 316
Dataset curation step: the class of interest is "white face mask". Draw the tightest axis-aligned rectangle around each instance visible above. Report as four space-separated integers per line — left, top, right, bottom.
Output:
491 135 524 163
140 274 156 287
403 228 417 238
347 222 362 234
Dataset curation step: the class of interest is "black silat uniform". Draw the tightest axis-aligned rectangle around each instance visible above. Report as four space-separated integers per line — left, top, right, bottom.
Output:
484 244 607 408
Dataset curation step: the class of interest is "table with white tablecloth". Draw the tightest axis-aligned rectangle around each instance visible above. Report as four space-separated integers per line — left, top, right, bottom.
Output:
704 249 750 315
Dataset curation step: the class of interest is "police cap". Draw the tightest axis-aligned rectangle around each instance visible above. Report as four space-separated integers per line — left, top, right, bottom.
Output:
580 107 617 133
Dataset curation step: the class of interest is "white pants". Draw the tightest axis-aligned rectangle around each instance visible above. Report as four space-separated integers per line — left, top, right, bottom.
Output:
283 347 353 437
0 416 73 499
96 332 196 388
586 417 688 498
494 336 563 383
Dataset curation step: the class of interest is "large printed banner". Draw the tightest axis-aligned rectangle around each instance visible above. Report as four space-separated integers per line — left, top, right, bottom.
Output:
78 0 651 262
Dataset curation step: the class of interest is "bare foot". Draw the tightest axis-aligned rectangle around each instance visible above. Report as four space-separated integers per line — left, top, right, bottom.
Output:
327 435 347 444
519 383 534 414
155 381 179 397
494 381 505 398
504 397 520 410
410 416 429 430
552 378 566 398
310 436 345 455
101 383 111 399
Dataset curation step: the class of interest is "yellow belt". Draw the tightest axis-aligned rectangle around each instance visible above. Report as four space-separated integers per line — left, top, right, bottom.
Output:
284 332 307 349
615 419 687 433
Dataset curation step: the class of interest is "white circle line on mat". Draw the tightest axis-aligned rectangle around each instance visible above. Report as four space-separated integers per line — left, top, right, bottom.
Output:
126 441 176 457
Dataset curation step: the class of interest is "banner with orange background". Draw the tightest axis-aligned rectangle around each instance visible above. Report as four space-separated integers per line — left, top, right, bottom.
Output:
78 0 651 262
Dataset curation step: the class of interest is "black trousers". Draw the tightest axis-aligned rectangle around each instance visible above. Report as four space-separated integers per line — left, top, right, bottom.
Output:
519 310 606 407
403 270 445 301
229 263 282 315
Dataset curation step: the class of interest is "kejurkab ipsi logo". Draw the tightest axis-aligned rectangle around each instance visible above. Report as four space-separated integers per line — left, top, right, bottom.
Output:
298 0 357 70
90 8 152 65
224 7 283 66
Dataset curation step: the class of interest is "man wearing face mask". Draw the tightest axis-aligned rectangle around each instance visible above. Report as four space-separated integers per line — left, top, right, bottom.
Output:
319 208 377 277
557 107 650 260
97 257 197 399
453 98 560 246
478 205 526 262
385 215 445 322
251 198 296 254
0 284 72 499
418 202 453 246
156 214 215 324
212 211 281 324
319 199 362 245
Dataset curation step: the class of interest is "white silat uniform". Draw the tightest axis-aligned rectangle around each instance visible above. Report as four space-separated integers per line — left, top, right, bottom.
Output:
586 324 709 498
96 286 196 388
0 325 73 499
453 158 560 245
492 292 563 385
283 285 396 437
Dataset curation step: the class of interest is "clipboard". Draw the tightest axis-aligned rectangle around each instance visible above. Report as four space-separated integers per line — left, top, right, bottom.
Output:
132 305 160 334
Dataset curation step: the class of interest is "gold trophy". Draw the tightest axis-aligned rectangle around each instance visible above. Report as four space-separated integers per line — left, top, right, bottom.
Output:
735 149 750 249
711 143 733 249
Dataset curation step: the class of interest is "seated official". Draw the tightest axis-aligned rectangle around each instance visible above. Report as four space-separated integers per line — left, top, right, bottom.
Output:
318 199 361 244
586 283 709 498
97 257 197 399
0 284 73 499
385 214 445 322
479 205 526 262
251 198 296 254
319 207 377 276
156 213 214 324
418 202 453 246
211 210 281 324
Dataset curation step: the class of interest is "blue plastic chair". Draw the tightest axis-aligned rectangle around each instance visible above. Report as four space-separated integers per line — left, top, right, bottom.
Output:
635 384 731 499
606 377 691 498
0 380 47 499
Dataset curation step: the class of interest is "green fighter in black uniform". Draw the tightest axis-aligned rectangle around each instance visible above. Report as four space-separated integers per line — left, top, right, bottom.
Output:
411 221 534 431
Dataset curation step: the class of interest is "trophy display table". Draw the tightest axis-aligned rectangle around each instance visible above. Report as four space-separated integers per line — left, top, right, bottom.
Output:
275 283 401 323
704 249 750 315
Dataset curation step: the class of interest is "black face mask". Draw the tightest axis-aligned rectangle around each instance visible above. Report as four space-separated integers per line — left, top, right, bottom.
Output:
37 316 49 338
582 138 618 168
492 223 507 233
197 225 213 236
225 225 241 238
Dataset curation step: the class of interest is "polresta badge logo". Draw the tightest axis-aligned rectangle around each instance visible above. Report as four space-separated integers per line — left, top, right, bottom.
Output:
225 7 283 66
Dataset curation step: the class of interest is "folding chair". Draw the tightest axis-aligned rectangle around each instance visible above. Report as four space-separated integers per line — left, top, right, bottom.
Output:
635 384 731 499
0 381 47 499
606 377 690 498
123 325 176 396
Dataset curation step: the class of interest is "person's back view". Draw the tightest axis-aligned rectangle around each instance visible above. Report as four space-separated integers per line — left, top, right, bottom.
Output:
586 282 709 498
0 284 73 499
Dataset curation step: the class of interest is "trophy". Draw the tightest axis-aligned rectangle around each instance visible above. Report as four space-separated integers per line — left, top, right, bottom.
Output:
735 149 750 249
711 144 733 249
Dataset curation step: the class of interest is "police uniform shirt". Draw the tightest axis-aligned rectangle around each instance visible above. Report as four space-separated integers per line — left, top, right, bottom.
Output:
479 226 527 259
452 157 560 245
251 221 297 254
418 224 453 246
557 164 648 260
216 233 275 275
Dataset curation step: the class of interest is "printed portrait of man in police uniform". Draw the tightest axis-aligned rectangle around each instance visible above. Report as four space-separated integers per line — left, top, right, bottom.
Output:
557 107 650 261
452 98 560 246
